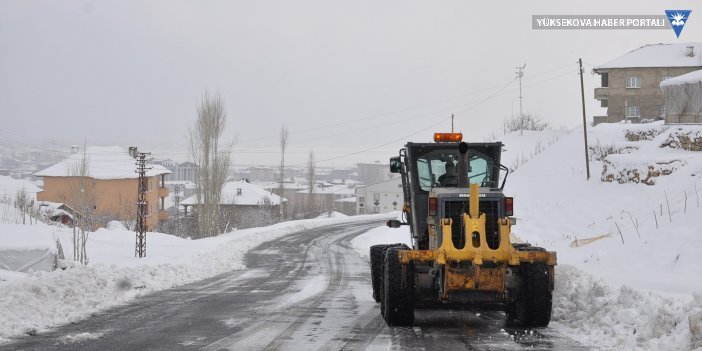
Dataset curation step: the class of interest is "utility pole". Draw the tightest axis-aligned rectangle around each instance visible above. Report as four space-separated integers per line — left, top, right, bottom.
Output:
516 63 526 136
135 150 151 258
579 58 591 180
173 184 181 216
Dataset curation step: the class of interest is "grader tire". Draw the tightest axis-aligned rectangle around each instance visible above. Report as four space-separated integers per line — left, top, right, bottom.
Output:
382 246 414 326
507 261 552 328
370 245 387 303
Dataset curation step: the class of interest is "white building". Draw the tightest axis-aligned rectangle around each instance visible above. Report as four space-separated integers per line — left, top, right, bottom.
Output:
355 178 403 214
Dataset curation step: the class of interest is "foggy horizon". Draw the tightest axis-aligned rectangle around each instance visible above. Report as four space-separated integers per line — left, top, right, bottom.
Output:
1 1 698 168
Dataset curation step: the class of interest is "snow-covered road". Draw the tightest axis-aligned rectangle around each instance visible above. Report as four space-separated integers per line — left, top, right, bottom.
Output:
2 220 585 350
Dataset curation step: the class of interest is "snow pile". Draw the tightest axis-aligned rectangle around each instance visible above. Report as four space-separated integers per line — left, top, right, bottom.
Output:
0 213 392 342
553 265 696 350
661 128 702 151
315 211 348 219
105 220 127 231
349 220 411 260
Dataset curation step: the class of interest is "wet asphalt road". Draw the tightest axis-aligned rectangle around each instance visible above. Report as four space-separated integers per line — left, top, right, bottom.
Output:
2 220 589 350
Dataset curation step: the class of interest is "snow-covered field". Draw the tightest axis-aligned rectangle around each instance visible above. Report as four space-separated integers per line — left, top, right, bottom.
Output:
3 122 702 349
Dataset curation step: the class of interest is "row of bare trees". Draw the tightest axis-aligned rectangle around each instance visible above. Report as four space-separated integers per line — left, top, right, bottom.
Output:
185 91 324 238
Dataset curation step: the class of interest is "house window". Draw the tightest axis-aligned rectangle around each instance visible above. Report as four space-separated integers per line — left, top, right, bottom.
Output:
359 208 365 214
660 105 666 118
373 206 380 214
359 197 365 203
601 72 609 87
626 106 640 118
373 193 380 201
626 76 641 88
237 188 242 195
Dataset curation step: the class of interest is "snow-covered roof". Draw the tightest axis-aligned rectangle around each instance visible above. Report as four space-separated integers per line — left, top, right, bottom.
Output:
595 43 702 70
660 69 702 87
296 184 356 195
0 175 41 198
34 146 171 180
36 201 74 220
256 181 308 190
335 197 357 203
165 180 197 189
181 180 286 206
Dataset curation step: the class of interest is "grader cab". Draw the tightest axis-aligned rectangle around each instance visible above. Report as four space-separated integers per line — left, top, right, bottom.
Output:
370 133 556 327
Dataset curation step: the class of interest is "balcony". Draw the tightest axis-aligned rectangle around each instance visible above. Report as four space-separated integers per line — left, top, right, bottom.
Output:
593 116 609 125
594 87 608 100
158 210 169 221
158 187 169 198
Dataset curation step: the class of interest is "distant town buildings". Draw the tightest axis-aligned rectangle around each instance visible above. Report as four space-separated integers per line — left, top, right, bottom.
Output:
150 159 199 183
355 178 403 215
181 179 286 229
356 162 393 184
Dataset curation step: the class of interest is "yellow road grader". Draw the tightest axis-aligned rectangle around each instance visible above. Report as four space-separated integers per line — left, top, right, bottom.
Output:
371 133 557 327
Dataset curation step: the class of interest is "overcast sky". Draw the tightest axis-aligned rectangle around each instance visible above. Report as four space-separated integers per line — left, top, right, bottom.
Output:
0 1 699 167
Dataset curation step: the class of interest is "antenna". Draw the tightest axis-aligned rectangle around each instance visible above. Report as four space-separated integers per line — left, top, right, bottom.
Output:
515 63 527 136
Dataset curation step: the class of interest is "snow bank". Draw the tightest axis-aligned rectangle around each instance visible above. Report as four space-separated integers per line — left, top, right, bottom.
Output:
315 211 348 219
0 213 392 342
349 222 412 260
350 123 702 350
553 265 698 350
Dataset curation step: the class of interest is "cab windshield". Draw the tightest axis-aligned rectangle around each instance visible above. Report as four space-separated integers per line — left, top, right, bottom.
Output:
415 149 494 191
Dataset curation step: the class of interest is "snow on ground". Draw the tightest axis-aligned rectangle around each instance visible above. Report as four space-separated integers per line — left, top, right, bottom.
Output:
349 124 702 350
4 124 702 349
0 212 392 342
315 211 348 219
350 213 411 260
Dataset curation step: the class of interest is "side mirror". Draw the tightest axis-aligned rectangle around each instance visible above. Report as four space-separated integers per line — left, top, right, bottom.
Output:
389 156 402 173
386 219 402 228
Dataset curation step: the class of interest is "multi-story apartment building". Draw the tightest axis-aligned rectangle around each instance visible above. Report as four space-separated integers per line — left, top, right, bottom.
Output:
35 146 171 230
593 43 701 125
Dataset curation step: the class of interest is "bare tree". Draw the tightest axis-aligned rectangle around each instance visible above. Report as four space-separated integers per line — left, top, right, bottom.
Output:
62 146 96 265
13 187 33 225
279 126 289 220
189 91 233 238
306 150 316 218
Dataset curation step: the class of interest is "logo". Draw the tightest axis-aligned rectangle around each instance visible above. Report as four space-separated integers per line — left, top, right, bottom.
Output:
665 10 691 38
